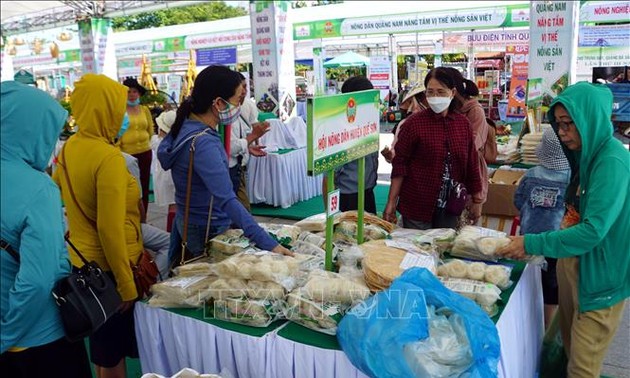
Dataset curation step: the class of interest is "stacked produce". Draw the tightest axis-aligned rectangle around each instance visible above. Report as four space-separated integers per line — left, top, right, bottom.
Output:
284 270 370 335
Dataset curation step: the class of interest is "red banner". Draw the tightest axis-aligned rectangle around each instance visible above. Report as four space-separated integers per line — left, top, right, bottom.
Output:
506 45 529 117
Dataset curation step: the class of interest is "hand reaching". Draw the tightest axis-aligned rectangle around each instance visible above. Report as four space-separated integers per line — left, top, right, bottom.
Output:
248 144 267 157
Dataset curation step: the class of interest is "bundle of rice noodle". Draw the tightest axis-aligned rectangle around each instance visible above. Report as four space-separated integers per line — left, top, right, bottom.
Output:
338 211 396 233
360 240 437 292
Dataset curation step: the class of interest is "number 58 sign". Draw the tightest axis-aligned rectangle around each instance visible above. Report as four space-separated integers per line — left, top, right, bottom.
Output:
327 189 340 217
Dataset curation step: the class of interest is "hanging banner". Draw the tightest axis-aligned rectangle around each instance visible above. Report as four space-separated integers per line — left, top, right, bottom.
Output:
526 78 543 107
78 18 110 74
250 1 296 119
293 4 529 40
528 1 580 105
368 56 391 101
506 45 529 117
307 89 380 175
93 18 111 74
443 29 530 52
195 47 238 66
167 75 182 104
576 24 630 79
78 19 96 73
579 1 630 23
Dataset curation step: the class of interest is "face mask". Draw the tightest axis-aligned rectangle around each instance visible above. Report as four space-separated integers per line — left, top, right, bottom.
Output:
427 96 452 114
117 113 130 139
217 98 241 125
127 99 140 106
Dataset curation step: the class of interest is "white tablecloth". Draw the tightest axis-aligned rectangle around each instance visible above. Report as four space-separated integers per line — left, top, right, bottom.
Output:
135 264 543 378
247 148 323 209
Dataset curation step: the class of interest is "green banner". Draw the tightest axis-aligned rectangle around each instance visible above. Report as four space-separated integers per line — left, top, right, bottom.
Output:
307 89 380 175
293 4 530 40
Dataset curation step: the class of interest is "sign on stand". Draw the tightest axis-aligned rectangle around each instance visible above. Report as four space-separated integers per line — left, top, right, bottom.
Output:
327 189 341 217
307 89 380 270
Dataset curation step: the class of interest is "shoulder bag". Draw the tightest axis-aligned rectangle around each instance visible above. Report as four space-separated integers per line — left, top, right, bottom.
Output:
58 145 158 299
170 131 215 271
444 131 469 216
1 236 121 343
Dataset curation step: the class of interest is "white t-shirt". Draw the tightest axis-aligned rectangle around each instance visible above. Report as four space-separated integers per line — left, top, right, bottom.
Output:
229 99 259 168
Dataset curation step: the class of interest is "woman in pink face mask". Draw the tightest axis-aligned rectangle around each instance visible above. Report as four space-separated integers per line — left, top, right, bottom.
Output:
383 67 484 229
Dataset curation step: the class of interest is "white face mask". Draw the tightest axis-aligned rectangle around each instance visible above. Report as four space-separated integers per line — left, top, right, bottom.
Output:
427 96 452 114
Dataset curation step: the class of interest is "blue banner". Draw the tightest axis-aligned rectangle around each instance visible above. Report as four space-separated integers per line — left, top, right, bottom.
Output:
196 47 237 66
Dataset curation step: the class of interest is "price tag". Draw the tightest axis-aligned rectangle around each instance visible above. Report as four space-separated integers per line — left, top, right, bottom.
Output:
327 189 340 217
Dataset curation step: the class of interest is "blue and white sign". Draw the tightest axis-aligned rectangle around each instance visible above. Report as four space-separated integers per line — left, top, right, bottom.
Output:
195 47 237 66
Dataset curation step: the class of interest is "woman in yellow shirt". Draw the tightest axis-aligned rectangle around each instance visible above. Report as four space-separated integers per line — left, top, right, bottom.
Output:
54 74 142 378
120 78 154 215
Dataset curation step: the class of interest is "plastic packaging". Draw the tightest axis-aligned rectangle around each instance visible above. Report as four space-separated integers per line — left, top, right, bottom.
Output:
451 226 509 261
211 297 283 327
172 262 215 277
259 223 301 247
297 231 326 248
151 275 217 299
403 306 473 378
333 221 389 243
212 251 300 291
437 259 513 289
301 270 370 304
284 290 347 335
295 212 340 232
438 277 502 316
208 229 251 255
338 268 500 378
336 244 365 268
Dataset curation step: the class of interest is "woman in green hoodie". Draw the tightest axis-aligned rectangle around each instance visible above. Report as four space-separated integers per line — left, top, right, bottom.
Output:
498 82 629 377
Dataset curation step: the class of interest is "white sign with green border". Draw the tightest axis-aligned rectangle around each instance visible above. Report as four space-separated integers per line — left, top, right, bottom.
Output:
307 89 380 176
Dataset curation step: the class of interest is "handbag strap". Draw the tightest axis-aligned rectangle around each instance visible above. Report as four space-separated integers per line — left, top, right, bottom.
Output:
1 239 20 262
57 145 105 267
1 235 90 267
58 145 97 229
180 131 212 264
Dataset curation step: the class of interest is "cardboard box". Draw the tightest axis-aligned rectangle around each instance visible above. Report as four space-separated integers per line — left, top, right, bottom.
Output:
482 169 527 217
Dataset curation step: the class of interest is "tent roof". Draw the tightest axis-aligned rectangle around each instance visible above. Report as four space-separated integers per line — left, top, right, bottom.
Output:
0 1 67 21
323 51 370 68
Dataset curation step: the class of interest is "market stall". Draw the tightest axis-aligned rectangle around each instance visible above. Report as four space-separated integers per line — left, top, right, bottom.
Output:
135 260 542 378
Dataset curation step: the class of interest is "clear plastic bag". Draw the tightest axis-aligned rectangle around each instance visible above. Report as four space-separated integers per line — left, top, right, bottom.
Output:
211 297 284 327
437 259 513 289
259 223 301 247
213 250 300 291
438 277 502 316
403 306 473 378
451 226 509 261
284 290 347 335
172 262 215 277
150 275 217 299
333 221 389 244
301 270 370 304
208 229 251 255
295 212 341 232
297 231 326 249
336 244 365 268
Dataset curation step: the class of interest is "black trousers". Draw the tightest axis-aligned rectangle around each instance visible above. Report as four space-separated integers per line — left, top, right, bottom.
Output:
0 337 92 378
340 188 377 214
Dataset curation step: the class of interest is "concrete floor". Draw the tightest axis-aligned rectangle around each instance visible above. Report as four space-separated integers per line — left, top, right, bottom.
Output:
145 131 629 377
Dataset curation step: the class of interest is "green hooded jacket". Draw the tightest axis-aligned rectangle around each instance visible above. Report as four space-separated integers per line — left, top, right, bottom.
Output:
524 82 629 313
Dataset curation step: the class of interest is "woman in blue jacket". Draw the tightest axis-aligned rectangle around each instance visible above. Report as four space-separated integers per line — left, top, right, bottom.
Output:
0 82 91 376
158 65 291 264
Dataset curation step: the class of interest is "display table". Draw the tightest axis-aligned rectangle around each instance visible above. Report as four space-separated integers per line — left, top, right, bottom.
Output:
247 148 323 208
135 263 543 378
246 117 322 208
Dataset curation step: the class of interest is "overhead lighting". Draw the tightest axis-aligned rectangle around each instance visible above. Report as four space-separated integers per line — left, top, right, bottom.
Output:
8 45 17 56
13 37 25 45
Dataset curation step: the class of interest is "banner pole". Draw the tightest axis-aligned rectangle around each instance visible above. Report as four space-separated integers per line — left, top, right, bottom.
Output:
357 156 365 244
325 169 335 271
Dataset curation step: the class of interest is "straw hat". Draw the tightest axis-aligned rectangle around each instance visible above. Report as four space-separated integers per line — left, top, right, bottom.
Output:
401 83 426 105
156 110 176 134
123 77 147 96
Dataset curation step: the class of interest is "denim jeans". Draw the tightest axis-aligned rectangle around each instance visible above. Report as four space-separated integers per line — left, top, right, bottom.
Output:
168 214 227 266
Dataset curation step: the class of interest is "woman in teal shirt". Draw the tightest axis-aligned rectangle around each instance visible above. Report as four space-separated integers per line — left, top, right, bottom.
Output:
0 82 91 376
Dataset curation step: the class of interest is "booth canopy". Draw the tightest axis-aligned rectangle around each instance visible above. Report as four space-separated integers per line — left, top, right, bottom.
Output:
323 51 370 68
